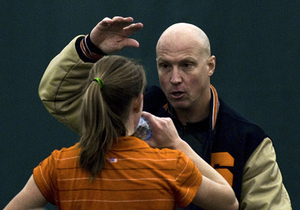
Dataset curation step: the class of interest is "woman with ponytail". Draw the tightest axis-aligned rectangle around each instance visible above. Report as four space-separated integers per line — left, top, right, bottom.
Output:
5 55 238 210
79 55 146 179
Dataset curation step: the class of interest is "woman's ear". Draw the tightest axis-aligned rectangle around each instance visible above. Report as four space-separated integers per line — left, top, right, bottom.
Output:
133 94 143 113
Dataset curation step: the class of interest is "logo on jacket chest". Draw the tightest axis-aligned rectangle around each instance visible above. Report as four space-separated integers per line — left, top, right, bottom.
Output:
211 152 234 186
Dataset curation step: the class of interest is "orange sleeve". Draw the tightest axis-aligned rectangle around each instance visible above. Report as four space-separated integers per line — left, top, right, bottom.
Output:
173 152 203 208
33 150 58 205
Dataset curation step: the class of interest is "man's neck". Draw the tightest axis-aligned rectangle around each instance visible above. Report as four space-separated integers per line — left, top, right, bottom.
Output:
175 99 211 126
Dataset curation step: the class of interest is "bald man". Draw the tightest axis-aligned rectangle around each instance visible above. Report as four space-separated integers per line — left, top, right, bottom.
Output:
156 23 214 125
39 16 291 209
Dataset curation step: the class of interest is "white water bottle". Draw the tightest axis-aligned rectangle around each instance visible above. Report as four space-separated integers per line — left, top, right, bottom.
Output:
133 117 152 140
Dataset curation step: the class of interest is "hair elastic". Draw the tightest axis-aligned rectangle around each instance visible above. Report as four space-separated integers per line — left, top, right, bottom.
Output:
94 78 104 89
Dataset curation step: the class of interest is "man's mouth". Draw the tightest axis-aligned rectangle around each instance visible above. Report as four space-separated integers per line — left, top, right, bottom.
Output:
170 91 185 99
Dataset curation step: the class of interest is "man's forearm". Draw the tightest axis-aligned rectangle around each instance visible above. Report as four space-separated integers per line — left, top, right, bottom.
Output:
39 36 93 134
240 137 291 209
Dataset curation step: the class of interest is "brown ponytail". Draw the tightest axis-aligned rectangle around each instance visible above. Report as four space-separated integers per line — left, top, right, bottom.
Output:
79 55 146 179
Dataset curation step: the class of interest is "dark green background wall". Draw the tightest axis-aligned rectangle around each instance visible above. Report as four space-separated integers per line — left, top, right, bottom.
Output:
1 1 299 209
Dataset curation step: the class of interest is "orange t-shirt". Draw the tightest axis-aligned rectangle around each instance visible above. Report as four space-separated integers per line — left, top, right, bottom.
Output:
33 136 202 209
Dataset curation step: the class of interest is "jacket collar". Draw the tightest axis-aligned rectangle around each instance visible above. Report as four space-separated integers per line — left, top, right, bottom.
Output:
210 84 220 130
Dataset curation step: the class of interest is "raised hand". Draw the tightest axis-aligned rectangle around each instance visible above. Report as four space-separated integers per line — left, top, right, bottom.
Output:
90 16 143 54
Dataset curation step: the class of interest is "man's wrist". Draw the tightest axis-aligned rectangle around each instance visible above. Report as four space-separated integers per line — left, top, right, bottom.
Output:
75 34 107 63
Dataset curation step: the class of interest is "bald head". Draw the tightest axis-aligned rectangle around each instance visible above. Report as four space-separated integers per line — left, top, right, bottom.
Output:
156 23 211 58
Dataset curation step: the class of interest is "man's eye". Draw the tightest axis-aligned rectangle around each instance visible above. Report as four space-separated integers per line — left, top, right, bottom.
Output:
160 63 170 69
182 63 193 70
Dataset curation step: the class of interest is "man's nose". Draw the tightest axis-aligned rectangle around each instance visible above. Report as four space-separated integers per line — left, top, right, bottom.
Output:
170 67 182 84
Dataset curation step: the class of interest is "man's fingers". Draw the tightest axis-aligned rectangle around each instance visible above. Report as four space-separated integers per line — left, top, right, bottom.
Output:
112 16 134 22
110 16 135 28
124 23 144 32
99 17 113 26
124 38 140 48
99 16 136 29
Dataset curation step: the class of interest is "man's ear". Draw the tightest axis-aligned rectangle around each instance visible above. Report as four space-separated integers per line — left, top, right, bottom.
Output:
133 94 143 113
207 55 216 76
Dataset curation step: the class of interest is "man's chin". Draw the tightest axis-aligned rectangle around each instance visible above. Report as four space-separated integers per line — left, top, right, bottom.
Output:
169 101 189 110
